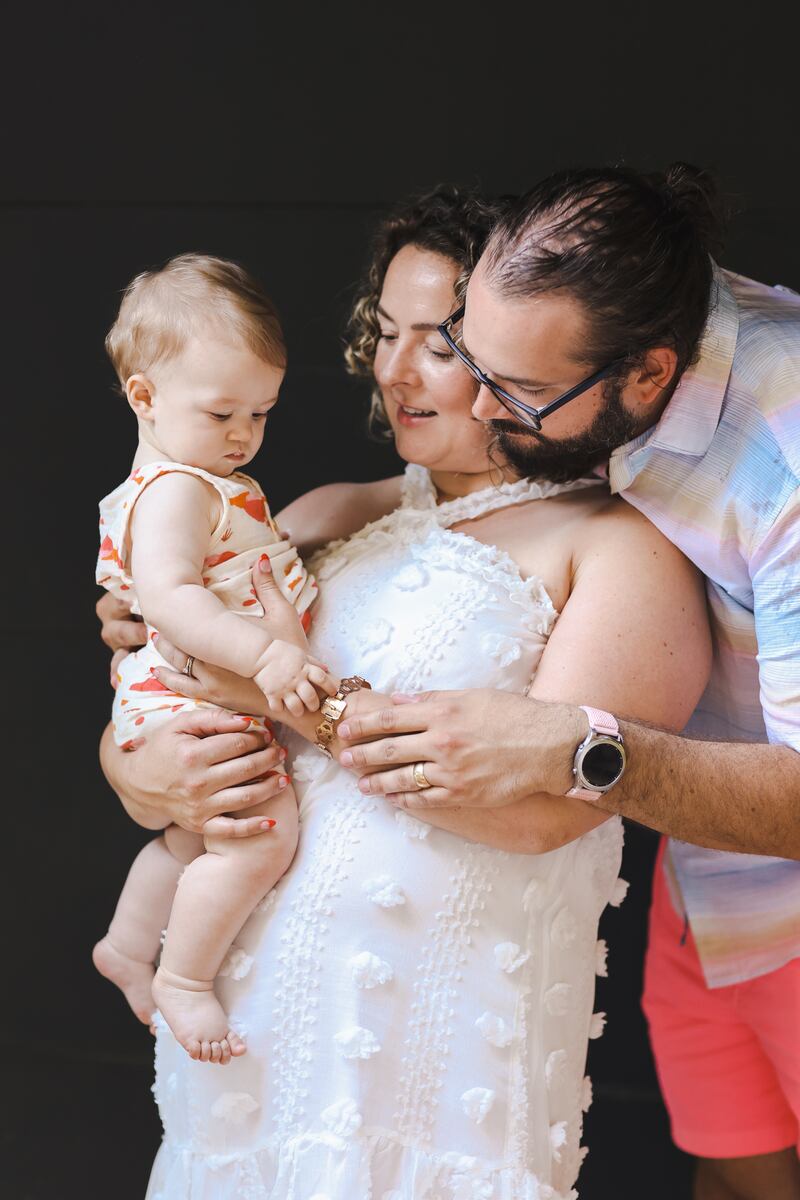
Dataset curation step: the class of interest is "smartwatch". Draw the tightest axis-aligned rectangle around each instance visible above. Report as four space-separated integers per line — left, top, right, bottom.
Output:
566 706 626 800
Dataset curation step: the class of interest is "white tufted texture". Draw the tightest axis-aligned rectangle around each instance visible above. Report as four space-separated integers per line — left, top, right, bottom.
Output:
147 465 624 1200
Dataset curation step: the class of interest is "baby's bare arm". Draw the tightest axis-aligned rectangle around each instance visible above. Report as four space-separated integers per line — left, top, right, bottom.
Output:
130 472 280 677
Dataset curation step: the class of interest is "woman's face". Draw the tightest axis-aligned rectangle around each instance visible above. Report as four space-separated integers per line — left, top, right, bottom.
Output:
374 244 493 475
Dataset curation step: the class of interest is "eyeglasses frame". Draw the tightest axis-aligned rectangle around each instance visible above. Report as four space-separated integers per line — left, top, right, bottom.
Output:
437 304 626 432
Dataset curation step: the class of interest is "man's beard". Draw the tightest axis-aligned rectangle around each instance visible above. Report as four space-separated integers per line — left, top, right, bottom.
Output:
490 380 642 484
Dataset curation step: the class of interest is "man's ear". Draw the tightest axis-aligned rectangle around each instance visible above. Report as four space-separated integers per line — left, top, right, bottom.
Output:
126 374 156 421
631 347 678 410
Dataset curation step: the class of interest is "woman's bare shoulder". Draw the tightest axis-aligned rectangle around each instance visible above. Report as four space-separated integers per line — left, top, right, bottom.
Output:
574 489 698 580
275 476 404 556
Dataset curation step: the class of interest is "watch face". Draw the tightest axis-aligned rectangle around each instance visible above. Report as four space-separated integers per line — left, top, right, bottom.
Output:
582 739 625 788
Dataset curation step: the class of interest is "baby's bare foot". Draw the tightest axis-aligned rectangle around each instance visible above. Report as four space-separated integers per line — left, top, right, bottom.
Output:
152 967 246 1064
92 935 156 1027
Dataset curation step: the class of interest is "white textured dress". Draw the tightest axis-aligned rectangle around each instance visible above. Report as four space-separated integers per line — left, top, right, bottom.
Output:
146 466 626 1200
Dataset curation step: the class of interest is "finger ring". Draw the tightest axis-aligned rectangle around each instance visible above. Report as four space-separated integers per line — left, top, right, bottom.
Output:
412 761 432 790
182 655 195 678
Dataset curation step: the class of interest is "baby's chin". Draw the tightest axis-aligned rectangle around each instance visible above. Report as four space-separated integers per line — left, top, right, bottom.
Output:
191 454 254 477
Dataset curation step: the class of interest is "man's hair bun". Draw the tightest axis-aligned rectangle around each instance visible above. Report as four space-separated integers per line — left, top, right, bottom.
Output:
660 161 726 257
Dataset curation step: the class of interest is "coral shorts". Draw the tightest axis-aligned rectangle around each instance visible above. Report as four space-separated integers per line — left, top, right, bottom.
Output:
642 840 800 1159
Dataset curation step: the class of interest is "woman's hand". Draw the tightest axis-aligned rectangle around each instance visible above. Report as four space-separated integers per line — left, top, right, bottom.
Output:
153 635 269 716
100 708 289 837
97 591 147 652
152 554 316 713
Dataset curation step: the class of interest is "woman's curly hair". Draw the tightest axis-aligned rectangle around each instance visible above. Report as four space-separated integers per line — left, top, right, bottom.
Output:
344 184 508 438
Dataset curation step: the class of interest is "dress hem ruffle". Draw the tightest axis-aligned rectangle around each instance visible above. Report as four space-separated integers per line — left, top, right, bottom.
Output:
146 1127 580 1200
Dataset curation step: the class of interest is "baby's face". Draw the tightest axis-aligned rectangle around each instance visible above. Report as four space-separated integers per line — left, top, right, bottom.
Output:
139 336 284 475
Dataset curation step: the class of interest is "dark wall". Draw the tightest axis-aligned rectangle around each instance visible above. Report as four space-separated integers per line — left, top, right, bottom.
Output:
2 4 796 1197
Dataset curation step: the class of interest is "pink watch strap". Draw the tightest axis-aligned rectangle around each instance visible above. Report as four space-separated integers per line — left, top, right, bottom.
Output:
566 706 621 799
579 705 619 738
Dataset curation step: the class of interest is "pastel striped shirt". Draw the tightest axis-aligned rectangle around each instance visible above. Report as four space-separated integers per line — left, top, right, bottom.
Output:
607 266 800 988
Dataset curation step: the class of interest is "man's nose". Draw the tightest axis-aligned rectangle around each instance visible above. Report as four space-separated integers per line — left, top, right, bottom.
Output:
472 383 508 422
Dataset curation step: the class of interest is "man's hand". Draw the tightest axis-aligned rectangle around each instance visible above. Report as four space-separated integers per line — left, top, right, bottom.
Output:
337 689 584 810
102 707 290 838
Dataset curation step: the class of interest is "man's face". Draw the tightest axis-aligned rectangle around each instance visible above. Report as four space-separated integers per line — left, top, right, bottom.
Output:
462 261 642 481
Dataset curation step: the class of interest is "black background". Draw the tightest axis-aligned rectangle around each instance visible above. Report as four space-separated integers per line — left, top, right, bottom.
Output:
2 3 797 1197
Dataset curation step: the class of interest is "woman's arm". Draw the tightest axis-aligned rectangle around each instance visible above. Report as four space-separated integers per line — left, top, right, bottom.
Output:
339 503 713 852
275 477 403 557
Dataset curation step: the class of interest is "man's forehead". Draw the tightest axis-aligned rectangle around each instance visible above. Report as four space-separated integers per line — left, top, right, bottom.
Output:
463 272 587 372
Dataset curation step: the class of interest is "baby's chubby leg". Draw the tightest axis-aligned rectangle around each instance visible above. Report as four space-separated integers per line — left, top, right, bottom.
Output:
152 782 298 1064
93 826 203 1026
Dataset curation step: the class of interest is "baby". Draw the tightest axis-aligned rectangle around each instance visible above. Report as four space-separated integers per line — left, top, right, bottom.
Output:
93 253 334 1064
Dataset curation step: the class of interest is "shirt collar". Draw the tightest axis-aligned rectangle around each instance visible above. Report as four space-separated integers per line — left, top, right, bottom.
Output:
608 265 739 492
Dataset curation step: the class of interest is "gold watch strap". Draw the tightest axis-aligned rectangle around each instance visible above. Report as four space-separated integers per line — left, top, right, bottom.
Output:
314 675 372 756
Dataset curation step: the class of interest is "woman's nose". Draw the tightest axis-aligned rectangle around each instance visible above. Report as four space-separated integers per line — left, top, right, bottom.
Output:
378 342 420 389
471 383 508 422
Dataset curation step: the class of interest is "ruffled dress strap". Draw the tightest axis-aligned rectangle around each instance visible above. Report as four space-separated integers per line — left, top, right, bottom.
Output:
400 463 606 527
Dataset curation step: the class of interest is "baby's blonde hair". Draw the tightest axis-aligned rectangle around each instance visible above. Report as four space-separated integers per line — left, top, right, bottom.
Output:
106 253 287 390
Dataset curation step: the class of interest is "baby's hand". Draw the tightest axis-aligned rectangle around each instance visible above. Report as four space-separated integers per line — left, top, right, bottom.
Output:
253 639 336 717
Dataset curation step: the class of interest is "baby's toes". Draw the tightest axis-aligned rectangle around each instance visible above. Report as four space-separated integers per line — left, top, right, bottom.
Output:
218 1039 232 1066
185 1038 202 1061
209 1041 223 1064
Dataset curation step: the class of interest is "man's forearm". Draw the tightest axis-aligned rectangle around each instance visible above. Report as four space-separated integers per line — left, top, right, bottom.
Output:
595 721 800 859
99 723 170 831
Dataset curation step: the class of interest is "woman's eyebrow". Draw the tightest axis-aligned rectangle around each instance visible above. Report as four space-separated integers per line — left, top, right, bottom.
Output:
376 303 439 332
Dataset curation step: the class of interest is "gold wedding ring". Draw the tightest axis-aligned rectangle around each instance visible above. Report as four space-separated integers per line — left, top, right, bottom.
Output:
412 761 432 790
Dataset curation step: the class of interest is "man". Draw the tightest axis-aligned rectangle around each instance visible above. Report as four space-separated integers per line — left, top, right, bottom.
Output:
335 164 800 1199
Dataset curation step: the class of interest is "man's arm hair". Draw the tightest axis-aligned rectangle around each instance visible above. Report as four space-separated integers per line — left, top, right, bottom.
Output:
595 722 800 858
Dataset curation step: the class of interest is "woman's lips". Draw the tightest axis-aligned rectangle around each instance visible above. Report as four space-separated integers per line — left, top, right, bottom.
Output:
396 405 437 427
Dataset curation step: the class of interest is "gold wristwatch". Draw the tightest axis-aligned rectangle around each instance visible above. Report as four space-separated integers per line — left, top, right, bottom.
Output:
314 675 372 756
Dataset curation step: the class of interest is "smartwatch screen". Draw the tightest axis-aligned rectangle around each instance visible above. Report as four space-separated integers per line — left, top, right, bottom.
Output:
582 741 624 788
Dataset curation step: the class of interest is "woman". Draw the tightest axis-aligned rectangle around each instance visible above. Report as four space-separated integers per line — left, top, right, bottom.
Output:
98 187 710 1199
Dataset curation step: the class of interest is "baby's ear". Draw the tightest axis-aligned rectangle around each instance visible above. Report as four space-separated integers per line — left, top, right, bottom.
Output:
125 374 156 420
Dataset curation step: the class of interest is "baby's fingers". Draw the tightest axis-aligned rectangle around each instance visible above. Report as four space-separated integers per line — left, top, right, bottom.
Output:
283 692 305 719
307 665 338 696
296 679 321 712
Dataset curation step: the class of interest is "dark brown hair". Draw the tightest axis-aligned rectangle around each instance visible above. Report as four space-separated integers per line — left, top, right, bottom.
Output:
484 162 726 384
344 184 508 436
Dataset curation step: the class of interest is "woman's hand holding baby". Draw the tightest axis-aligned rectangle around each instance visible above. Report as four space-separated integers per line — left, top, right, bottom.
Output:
100 708 288 837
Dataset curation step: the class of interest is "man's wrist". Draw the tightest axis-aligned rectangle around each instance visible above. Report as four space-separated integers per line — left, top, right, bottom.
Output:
529 700 588 795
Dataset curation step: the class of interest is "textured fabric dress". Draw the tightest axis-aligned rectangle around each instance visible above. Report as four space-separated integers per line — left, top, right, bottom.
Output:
146 466 627 1200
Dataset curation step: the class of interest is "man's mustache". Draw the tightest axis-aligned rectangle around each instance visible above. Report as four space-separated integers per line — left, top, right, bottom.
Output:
488 419 544 440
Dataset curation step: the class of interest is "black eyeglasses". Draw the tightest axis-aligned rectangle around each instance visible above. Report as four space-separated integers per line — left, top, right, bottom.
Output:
438 304 625 432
